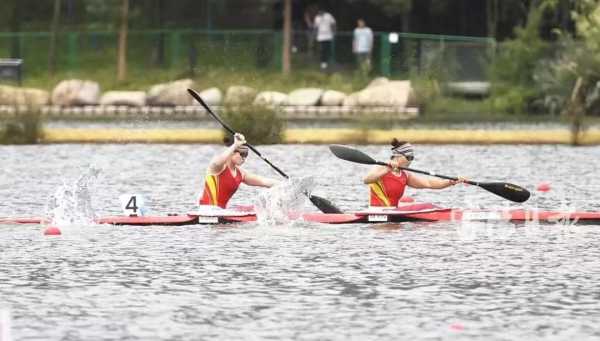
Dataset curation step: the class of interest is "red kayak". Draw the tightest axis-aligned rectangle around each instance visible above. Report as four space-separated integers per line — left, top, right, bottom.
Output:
2 203 600 226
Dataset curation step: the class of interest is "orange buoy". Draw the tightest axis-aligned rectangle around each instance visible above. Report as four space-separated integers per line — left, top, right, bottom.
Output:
43 226 62 236
537 182 551 192
399 196 415 203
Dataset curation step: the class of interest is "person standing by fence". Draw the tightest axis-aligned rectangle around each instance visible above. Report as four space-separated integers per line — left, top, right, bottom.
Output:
353 18 374 76
313 8 336 70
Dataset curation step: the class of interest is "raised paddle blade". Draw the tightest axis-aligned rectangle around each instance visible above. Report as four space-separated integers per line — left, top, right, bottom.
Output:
477 182 531 203
309 194 343 214
329 145 384 166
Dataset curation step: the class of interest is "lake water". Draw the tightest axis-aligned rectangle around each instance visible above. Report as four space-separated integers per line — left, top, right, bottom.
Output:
1 144 600 340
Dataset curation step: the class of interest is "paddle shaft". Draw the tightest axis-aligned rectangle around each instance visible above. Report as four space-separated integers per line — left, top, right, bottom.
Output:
372 161 479 185
187 89 289 179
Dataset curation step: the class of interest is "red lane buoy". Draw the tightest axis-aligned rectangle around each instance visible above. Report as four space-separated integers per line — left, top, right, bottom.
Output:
537 182 551 192
44 226 62 236
399 196 415 203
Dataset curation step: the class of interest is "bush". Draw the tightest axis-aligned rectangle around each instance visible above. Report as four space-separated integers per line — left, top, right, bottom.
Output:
0 109 43 144
489 5 551 114
219 103 285 145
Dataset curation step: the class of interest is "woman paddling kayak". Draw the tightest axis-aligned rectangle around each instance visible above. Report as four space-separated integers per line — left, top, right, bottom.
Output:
364 139 464 207
199 133 277 208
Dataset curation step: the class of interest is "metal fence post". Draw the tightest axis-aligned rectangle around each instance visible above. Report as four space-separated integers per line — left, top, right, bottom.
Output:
330 38 335 65
67 32 79 70
380 33 391 77
170 31 182 68
274 31 283 70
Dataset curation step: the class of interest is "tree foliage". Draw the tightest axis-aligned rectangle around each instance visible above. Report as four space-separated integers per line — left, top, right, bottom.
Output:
347 0 412 16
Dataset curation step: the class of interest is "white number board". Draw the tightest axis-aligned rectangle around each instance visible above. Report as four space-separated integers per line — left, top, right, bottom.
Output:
368 214 389 222
119 194 147 217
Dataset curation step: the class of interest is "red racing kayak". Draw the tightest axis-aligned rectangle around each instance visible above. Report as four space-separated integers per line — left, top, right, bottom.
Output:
2 203 600 226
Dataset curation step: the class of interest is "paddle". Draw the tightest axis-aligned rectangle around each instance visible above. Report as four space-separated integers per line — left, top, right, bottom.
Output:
187 88 342 214
329 144 531 203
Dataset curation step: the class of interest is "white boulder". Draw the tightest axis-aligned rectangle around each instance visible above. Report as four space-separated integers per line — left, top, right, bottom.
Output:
0 85 49 106
51 79 100 106
287 88 324 106
147 79 196 106
357 80 414 107
320 90 346 106
199 87 223 106
253 91 288 107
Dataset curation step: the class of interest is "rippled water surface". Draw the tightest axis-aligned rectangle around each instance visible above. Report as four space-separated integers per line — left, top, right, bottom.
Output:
1 144 600 340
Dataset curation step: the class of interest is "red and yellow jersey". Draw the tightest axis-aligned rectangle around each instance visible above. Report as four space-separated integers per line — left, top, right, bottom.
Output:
199 166 244 208
369 171 408 207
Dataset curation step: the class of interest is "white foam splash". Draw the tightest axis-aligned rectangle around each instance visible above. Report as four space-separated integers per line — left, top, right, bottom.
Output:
45 166 101 226
255 176 316 226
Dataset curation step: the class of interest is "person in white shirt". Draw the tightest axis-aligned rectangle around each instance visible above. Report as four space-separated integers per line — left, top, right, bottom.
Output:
353 18 374 75
313 9 336 70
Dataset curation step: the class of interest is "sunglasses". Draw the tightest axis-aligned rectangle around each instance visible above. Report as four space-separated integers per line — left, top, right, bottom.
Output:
236 150 249 158
391 153 414 161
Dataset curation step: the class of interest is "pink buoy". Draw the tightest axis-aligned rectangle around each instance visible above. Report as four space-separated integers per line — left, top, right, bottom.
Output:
44 226 62 236
399 196 415 203
450 323 465 331
537 182 551 192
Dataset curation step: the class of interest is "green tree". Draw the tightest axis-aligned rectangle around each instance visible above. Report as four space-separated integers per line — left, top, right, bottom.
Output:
348 0 412 31
489 0 561 114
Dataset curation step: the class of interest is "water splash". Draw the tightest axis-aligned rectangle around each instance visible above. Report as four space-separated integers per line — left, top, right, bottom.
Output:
255 176 316 226
45 166 101 226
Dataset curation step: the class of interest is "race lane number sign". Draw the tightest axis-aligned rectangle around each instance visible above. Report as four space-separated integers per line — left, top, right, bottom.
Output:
119 194 147 217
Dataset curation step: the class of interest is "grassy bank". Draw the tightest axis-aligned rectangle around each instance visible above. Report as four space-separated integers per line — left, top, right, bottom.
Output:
22 66 372 94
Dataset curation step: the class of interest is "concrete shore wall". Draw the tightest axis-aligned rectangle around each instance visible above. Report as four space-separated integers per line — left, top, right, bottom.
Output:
41 128 600 145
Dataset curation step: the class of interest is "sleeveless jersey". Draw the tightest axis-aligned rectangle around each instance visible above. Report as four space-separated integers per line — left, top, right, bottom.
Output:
369 171 408 207
199 166 243 208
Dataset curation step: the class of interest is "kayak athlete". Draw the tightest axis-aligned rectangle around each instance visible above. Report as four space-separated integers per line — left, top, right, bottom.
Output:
363 138 464 207
199 133 276 208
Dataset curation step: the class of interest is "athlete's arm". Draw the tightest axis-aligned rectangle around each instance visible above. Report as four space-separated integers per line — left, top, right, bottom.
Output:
407 174 458 189
207 133 245 174
242 171 277 188
363 165 391 184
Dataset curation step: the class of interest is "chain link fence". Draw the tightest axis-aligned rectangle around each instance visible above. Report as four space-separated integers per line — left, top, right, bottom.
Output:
0 30 495 81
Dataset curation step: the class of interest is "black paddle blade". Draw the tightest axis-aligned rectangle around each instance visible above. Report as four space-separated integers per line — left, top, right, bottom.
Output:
309 194 343 214
329 145 379 165
478 182 531 203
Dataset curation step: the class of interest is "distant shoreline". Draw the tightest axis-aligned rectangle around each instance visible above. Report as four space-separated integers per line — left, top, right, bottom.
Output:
41 128 600 145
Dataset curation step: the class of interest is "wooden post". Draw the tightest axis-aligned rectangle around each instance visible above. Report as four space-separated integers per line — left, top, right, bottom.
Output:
117 0 129 82
282 0 292 74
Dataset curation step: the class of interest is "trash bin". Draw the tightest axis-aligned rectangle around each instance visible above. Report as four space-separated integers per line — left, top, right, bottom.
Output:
0 59 23 85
